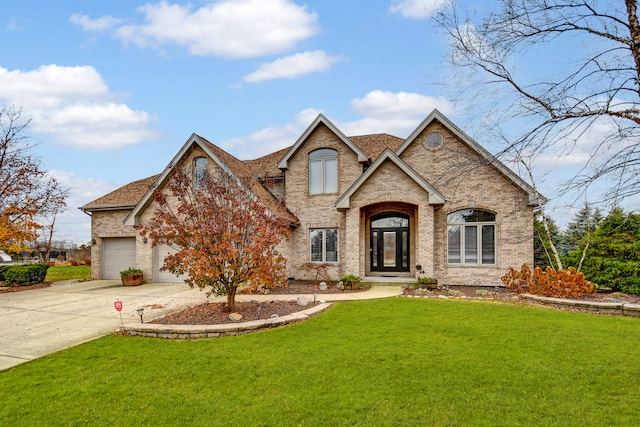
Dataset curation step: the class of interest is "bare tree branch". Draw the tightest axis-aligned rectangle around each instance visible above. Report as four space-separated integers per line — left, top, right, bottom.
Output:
436 0 640 204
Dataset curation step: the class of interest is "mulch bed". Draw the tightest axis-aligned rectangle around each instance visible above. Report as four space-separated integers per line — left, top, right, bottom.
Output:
150 300 315 325
151 281 358 325
238 280 370 295
0 282 51 293
403 285 640 304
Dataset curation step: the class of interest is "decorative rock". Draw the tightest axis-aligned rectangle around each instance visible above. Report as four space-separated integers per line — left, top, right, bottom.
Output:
270 314 279 318
319 282 327 291
229 312 243 322
297 295 310 307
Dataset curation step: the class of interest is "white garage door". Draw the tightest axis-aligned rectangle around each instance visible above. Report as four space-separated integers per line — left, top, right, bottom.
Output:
102 237 136 280
154 244 188 283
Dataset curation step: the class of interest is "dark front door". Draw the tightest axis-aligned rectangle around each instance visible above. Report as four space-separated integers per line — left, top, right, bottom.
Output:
370 213 409 273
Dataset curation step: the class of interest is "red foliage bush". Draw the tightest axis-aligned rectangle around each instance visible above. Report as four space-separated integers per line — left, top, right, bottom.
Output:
69 260 79 266
502 264 596 298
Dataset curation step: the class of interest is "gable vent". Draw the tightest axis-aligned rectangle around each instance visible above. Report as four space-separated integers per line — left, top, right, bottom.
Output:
424 132 444 150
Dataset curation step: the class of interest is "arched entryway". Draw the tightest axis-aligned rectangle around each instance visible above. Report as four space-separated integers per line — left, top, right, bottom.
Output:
370 212 410 273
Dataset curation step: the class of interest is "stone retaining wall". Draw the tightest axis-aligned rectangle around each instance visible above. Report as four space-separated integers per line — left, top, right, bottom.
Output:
121 303 332 339
521 294 640 317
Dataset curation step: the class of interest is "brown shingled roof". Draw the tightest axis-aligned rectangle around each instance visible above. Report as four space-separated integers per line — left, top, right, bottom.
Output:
197 136 298 225
80 133 404 216
349 133 405 161
244 146 290 178
243 133 405 179
80 175 160 212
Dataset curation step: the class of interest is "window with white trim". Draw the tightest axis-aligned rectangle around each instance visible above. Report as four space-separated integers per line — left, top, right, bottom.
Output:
194 157 207 189
309 149 337 194
310 229 338 263
447 209 496 265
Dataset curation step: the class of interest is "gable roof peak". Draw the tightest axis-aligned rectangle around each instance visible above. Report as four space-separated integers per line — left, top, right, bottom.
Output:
276 113 369 169
335 148 446 209
396 110 546 206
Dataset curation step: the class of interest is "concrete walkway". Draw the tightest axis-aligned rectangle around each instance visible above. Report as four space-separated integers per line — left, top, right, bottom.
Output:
0 280 402 371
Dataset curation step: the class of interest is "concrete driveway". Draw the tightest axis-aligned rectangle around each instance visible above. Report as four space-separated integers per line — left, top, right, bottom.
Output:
0 280 208 371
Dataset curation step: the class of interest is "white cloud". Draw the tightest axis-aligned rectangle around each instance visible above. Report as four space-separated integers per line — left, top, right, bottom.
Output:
388 0 448 19
49 171 124 244
224 108 322 159
350 90 454 119
0 65 159 149
223 90 454 159
69 13 124 31
243 51 343 83
6 17 28 31
75 0 319 58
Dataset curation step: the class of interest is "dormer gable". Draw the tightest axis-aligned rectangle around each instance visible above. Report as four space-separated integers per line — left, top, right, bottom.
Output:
276 114 369 170
335 148 446 209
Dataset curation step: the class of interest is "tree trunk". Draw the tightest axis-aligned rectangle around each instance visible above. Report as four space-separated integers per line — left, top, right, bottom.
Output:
226 285 238 312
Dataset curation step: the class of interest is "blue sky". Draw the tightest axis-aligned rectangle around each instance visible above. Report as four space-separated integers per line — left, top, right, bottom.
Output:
1 0 630 245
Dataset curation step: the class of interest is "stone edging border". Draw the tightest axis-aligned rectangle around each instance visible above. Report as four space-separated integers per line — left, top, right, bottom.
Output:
120 302 332 339
520 294 640 317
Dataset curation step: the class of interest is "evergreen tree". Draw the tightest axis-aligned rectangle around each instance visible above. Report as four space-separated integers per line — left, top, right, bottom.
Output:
576 208 640 295
562 204 603 256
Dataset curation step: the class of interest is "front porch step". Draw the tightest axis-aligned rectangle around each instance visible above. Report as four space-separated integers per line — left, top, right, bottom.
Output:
361 276 417 287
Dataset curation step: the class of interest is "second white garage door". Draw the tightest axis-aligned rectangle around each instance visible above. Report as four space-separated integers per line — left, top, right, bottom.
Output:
154 244 188 283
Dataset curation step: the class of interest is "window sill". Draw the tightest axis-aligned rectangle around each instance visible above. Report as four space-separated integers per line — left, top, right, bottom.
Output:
447 264 497 268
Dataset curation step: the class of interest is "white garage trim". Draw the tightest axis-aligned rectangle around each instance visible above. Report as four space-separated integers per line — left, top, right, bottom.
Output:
101 237 136 280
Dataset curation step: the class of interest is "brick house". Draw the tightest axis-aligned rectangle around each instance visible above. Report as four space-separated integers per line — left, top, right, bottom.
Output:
80 110 543 285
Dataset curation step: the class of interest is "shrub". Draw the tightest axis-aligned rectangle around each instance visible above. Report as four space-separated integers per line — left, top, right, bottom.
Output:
69 260 79 266
3 263 50 286
120 267 142 275
502 264 596 298
0 265 12 282
298 262 332 285
339 274 361 289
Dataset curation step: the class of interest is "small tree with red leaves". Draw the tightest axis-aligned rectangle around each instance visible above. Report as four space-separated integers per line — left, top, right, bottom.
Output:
139 168 290 311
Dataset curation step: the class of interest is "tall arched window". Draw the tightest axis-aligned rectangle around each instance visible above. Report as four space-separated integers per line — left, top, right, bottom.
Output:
193 157 207 189
447 209 496 265
309 149 337 194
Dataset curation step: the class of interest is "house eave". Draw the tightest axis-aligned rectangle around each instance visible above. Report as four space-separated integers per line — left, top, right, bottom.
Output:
79 204 136 213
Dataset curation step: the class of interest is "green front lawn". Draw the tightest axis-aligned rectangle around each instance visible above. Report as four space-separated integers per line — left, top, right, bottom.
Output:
45 264 91 282
1 299 638 426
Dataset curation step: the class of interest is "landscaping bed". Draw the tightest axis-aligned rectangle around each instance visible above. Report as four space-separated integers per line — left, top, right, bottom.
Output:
239 279 370 295
0 281 51 293
150 300 316 325
152 284 640 326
